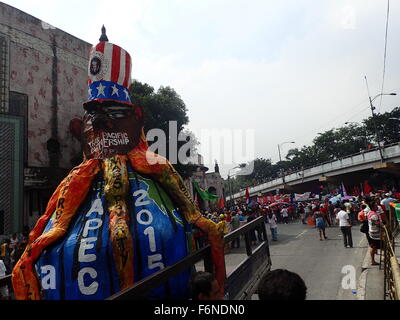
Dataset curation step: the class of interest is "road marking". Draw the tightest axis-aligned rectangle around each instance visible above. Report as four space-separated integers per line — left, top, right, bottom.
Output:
296 230 308 238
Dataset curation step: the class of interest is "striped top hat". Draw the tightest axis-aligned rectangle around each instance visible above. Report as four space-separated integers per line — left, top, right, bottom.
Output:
84 26 133 108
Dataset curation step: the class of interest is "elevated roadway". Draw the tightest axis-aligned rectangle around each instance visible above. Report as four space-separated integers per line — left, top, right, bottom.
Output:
228 142 400 200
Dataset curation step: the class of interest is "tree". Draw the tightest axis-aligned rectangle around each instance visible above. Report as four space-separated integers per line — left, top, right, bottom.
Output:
363 107 400 146
130 80 198 178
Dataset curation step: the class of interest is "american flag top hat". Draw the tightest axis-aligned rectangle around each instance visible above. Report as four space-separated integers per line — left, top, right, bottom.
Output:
84 26 133 108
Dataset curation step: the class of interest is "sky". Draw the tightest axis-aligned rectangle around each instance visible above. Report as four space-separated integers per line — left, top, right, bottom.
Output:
4 0 400 178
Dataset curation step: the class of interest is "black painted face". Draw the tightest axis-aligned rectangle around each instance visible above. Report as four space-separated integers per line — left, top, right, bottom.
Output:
82 104 143 159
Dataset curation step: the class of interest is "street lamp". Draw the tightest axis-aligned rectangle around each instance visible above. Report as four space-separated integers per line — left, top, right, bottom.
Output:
277 141 295 184
368 92 397 162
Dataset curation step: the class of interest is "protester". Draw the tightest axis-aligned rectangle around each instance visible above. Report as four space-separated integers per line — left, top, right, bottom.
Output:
9 233 19 269
313 209 328 241
336 204 353 248
304 203 312 220
319 204 331 227
328 201 335 225
380 193 397 215
246 212 258 245
358 204 372 246
230 212 241 248
344 200 356 226
0 259 9 300
0 239 10 273
281 206 289 224
267 212 278 241
189 271 223 300
368 204 382 266
299 204 306 224
257 269 307 300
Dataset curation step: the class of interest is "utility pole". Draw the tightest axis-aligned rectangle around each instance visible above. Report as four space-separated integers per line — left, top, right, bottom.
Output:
277 141 295 185
368 94 384 162
364 76 397 162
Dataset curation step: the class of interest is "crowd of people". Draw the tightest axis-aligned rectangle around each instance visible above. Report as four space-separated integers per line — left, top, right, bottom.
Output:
189 189 397 300
0 226 30 300
193 190 397 266
0 227 29 275
0 190 396 300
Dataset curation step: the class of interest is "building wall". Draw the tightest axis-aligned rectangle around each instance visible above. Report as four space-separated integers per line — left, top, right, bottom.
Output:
185 168 225 211
0 3 92 233
0 2 91 169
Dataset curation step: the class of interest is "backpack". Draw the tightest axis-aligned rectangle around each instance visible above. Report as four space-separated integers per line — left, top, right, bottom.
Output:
316 217 324 228
360 220 369 233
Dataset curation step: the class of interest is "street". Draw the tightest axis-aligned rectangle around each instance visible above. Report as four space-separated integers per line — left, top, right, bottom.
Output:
221 221 369 300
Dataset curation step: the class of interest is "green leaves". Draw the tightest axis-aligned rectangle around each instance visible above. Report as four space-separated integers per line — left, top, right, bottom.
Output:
130 80 198 179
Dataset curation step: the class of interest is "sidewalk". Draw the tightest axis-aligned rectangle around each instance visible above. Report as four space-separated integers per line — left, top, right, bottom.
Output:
357 249 385 300
359 232 400 300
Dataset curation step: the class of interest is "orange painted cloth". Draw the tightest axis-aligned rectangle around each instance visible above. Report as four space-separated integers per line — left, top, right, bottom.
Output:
12 160 100 300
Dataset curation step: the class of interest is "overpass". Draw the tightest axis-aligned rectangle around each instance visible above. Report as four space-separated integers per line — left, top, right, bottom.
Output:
228 142 400 200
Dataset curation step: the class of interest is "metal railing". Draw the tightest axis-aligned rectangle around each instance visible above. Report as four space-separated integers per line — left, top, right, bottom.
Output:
1 216 271 300
108 216 271 300
382 205 400 300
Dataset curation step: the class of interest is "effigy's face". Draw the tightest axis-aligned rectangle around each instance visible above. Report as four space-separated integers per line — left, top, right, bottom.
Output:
82 104 143 159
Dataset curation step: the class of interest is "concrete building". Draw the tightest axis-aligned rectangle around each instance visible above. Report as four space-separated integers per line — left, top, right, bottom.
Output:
184 155 225 211
0 3 92 234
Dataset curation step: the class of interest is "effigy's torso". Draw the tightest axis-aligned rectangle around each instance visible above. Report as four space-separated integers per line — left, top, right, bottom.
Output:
35 163 191 300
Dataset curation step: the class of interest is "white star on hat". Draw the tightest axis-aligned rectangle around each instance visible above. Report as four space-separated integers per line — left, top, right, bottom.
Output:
111 84 119 96
124 89 130 100
96 83 106 97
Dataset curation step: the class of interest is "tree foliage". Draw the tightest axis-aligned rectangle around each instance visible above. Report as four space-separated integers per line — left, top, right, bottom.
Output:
229 106 400 193
130 80 198 178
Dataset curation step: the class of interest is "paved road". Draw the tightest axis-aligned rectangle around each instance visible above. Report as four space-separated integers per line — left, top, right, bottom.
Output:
219 220 369 300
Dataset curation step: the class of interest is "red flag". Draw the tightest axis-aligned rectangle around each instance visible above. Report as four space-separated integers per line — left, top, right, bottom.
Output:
217 197 225 209
245 186 250 204
364 181 373 195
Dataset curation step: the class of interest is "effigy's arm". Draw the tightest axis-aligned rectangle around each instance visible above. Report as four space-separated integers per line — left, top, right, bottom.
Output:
12 159 100 300
127 146 226 295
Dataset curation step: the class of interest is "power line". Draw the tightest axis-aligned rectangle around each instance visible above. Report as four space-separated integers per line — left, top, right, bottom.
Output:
378 0 390 112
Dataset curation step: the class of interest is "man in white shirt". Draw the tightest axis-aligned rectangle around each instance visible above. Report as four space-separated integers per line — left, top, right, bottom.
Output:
281 207 289 224
336 204 353 248
267 213 278 241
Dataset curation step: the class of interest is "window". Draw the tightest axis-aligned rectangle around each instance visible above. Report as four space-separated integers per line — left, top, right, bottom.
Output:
9 92 28 165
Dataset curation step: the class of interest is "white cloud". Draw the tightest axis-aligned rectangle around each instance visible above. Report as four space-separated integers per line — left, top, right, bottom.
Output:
4 0 400 179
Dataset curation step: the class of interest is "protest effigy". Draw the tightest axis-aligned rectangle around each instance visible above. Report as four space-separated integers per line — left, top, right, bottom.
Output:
11 27 225 300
